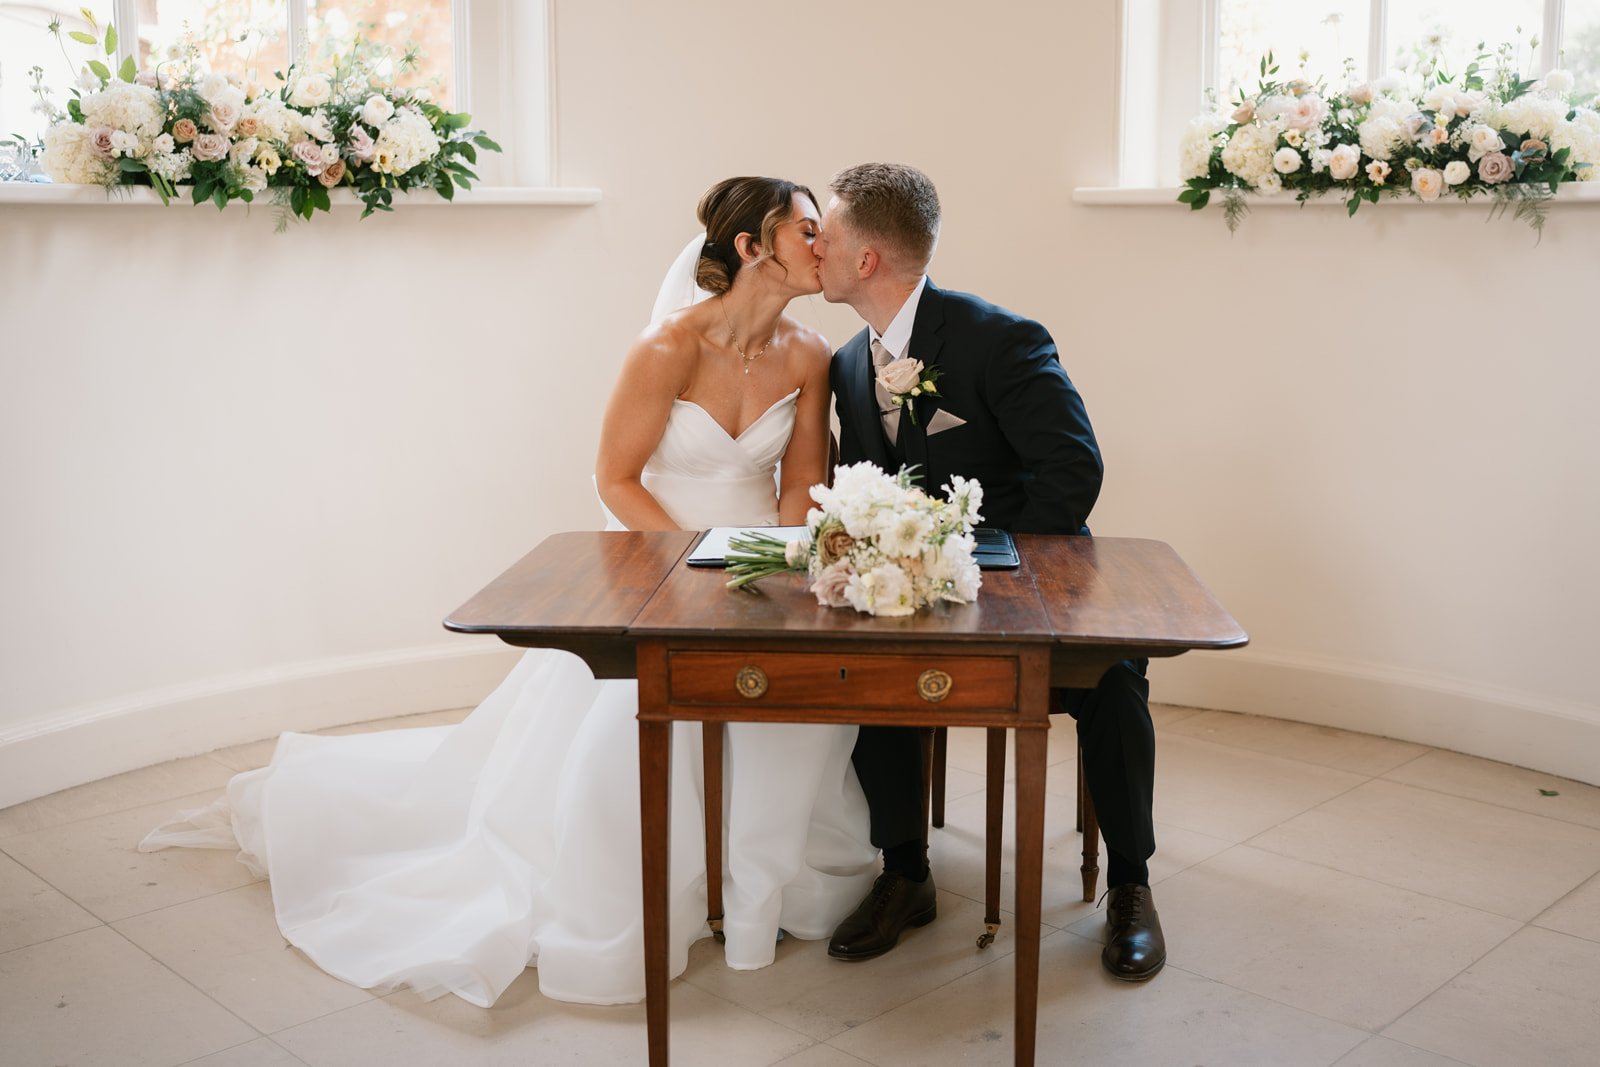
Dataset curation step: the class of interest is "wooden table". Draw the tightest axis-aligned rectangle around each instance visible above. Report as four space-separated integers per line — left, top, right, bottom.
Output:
445 531 1246 1065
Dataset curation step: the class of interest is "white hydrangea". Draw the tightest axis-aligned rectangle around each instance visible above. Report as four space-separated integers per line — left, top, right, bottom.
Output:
1551 109 1600 180
1220 121 1280 184
39 122 112 184
372 107 441 175
1494 96 1565 141
79 82 164 141
1178 113 1229 181
1358 115 1409 161
244 99 304 146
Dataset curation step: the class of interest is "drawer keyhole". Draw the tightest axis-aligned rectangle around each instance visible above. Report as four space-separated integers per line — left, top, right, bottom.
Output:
839 668 848 681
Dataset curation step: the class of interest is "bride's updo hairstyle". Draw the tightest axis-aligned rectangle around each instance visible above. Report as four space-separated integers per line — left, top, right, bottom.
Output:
695 176 817 295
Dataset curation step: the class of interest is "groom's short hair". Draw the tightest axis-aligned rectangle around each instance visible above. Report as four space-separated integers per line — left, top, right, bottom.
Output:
829 163 941 276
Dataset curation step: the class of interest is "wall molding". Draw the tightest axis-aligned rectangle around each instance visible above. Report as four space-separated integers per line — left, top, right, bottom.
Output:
6 638 1596 810
0 641 523 809
1151 646 1600 787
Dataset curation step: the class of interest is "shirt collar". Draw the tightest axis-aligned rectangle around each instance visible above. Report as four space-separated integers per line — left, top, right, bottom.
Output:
868 274 929 360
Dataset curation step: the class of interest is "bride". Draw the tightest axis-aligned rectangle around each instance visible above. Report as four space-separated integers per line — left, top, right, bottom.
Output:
142 176 877 1008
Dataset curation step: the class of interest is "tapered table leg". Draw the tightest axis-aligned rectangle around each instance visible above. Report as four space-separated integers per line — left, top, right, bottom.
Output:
1013 721 1046 1067
640 719 673 1066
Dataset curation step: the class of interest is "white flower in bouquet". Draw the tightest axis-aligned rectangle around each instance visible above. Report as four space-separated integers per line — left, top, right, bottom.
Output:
361 94 395 126
846 564 917 617
245 99 302 145
1551 109 1600 179
239 165 269 193
1464 123 1506 162
1328 143 1361 180
372 107 442 175
40 123 111 184
1255 171 1283 194
290 74 333 108
199 72 235 104
1543 69 1575 95
145 147 193 184
1495 96 1563 141
229 136 259 167
1221 121 1279 184
204 98 240 135
1443 159 1471 185
1178 113 1228 181
1411 167 1444 200
81 81 164 141
1272 147 1302 174
108 129 142 157
152 132 175 155
1358 114 1409 161
1281 93 1328 131
299 109 333 142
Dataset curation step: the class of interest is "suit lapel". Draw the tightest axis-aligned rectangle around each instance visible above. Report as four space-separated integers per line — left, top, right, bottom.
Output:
899 280 947 480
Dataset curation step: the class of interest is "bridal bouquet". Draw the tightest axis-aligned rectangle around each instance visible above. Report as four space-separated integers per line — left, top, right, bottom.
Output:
1178 42 1599 233
725 463 984 617
34 14 497 225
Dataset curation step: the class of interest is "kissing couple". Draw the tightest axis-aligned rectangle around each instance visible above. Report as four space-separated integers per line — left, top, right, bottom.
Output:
144 163 1165 1010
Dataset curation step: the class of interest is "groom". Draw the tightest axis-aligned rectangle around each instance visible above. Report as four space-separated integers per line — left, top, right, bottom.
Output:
816 163 1165 981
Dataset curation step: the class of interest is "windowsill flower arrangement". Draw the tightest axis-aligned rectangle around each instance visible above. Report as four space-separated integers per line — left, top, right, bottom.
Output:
1178 42 1598 234
31 14 498 227
724 463 984 617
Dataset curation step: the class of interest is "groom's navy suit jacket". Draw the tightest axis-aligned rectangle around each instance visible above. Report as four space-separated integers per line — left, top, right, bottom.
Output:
833 283 1155 866
830 281 1104 536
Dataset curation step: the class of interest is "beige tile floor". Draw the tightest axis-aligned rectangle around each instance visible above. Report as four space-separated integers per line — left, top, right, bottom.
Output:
4 703 1600 1066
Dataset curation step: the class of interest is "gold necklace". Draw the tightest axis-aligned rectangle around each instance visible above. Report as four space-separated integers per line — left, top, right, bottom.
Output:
719 296 774 374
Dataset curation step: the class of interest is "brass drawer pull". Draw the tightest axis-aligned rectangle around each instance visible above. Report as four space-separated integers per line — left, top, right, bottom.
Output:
917 669 953 703
735 666 769 699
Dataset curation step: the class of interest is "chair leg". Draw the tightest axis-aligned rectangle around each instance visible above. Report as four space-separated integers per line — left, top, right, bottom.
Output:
1078 744 1099 903
931 726 948 829
703 721 725 942
977 727 1006 948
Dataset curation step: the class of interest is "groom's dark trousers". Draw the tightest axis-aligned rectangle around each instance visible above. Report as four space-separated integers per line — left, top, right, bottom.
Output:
830 281 1157 888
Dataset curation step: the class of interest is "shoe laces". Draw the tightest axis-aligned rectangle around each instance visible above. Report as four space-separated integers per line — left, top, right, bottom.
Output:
869 872 902 917
1104 885 1148 927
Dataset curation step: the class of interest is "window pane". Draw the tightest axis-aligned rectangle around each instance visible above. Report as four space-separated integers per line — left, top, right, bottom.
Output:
307 1 453 110
140 0 291 88
1218 2 1370 101
1387 0 1544 81
1564 0 1600 101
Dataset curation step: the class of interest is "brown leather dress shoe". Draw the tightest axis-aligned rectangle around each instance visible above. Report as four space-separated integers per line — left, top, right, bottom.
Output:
827 871 937 961
1102 883 1166 981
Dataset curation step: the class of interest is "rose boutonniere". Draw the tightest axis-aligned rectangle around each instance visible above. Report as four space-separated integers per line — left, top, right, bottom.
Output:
877 358 944 424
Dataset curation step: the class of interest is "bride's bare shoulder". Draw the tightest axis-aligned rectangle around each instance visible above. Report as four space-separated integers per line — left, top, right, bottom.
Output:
781 316 833 367
628 306 711 374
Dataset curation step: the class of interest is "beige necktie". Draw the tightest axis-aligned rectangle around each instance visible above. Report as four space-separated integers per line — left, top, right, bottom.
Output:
871 338 900 446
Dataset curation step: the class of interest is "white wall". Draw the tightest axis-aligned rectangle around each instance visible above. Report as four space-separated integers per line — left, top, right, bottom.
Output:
1 0 1595 807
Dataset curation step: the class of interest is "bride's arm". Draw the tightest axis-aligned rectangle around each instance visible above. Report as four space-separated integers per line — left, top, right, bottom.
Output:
595 323 696 531
777 330 833 526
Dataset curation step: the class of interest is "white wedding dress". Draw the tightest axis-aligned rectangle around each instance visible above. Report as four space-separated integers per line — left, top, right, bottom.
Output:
142 239 878 1008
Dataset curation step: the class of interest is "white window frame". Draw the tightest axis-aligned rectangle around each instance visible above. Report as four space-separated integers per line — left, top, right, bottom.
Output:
1118 0 1575 188
107 0 557 187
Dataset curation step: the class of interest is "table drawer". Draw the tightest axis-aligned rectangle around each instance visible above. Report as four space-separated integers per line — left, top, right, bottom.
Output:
668 651 1018 710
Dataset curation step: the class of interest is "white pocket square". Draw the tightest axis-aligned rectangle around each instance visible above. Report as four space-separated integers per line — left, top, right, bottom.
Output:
926 408 968 435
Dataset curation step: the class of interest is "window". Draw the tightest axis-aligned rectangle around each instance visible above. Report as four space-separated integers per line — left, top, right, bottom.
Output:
1121 0 1600 185
2 0 554 186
